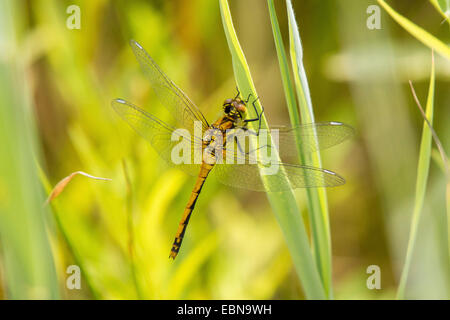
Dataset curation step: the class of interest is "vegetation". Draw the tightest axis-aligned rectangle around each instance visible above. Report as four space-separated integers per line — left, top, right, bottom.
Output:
0 0 448 299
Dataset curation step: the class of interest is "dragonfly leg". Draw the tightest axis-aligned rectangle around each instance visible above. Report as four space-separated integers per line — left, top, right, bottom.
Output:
244 93 253 103
235 123 260 139
234 86 240 100
234 135 245 155
235 87 254 104
243 97 264 135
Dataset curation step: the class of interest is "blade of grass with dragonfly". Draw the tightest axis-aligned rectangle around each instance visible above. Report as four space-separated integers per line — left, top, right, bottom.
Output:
219 0 325 299
284 0 333 298
396 52 435 300
378 0 450 60
0 0 59 299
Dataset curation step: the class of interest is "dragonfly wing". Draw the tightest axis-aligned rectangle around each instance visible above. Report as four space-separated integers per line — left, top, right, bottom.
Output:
220 122 353 164
269 122 354 158
213 161 345 192
130 40 209 131
112 98 202 177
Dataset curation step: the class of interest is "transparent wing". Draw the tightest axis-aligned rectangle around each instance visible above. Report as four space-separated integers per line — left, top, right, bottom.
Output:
271 121 354 158
130 40 209 132
112 98 202 177
112 99 347 190
220 122 354 164
213 161 345 192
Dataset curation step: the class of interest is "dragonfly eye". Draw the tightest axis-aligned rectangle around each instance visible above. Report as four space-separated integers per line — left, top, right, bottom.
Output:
236 104 246 113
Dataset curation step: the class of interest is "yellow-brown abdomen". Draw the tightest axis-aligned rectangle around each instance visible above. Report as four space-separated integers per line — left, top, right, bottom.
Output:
169 162 214 259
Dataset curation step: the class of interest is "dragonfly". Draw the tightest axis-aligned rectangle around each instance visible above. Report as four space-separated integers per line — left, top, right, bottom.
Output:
112 40 354 259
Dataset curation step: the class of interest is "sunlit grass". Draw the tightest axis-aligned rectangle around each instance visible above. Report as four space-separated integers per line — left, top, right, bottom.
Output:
219 0 326 299
429 0 450 26
378 0 450 60
38 166 100 299
397 52 435 299
0 0 448 300
285 0 334 298
266 0 334 299
0 0 59 299
409 81 450 281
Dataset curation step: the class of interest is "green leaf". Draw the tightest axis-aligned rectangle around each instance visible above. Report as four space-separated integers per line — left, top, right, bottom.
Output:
267 0 300 127
285 0 333 299
219 0 325 299
378 0 450 60
0 0 59 299
396 52 435 299
430 0 450 25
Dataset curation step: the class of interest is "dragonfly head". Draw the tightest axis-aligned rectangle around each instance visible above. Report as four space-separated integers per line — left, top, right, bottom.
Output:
223 98 247 119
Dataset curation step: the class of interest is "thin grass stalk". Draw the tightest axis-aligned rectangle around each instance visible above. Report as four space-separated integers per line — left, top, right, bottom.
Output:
267 0 300 126
285 0 333 298
409 79 450 274
429 0 450 27
397 52 435 299
37 166 101 299
122 160 143 299
378 0 450 60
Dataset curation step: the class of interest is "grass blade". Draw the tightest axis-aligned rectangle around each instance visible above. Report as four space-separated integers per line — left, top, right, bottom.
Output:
37 165 100 299
122 160 143 299
396 52 435 299
219 0 325 299
429 0 450 26
378 0 450 60
45 171 111 205
285 0 333 298
267 0 300 126
408 77 450 288
0 0 59 299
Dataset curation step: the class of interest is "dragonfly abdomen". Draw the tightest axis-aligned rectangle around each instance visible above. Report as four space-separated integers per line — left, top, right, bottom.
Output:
169 162 214 259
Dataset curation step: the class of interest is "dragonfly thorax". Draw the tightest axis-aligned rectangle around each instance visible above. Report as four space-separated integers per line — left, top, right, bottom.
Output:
223 98 246 120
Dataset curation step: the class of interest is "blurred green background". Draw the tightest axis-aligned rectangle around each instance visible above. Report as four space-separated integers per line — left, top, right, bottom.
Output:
0 0 449 299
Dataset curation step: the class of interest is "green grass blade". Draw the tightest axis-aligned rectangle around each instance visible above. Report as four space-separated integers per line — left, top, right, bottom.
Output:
412 72 450 298
378 0 450 60
448 183 450 270
410 79 450 277
396 52 435 299
37 165 101 299
429 0 450 26
267 0 300 126
219 0 325 299
122 160 144 299
285 0 333 298
0 0 59 299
